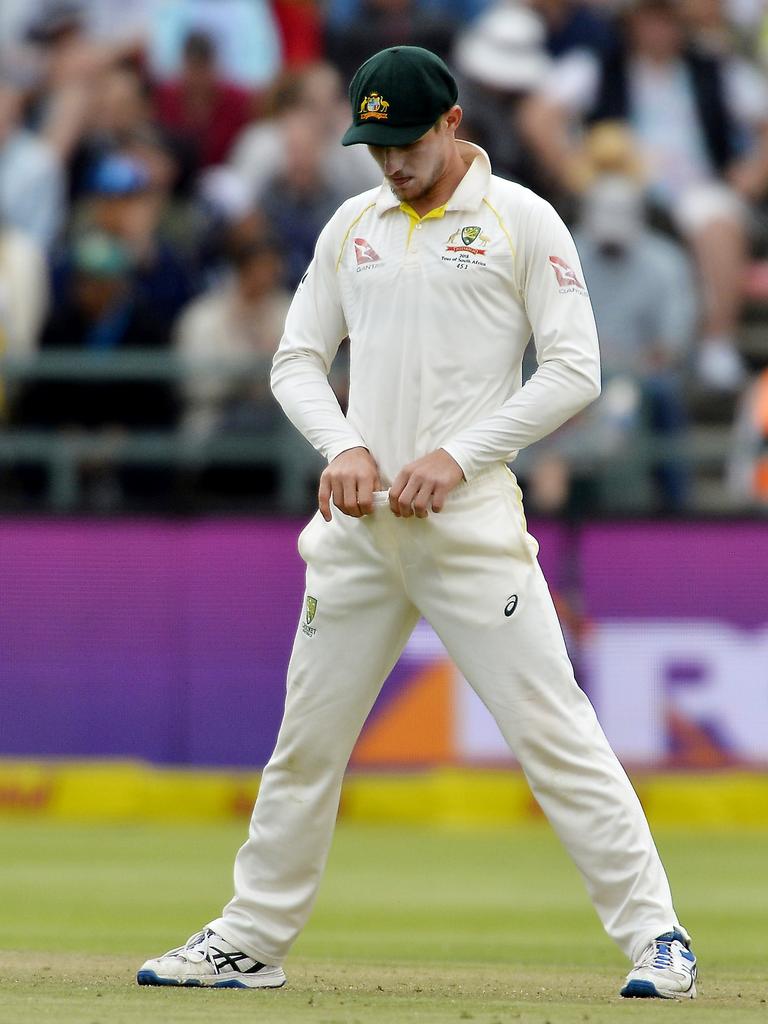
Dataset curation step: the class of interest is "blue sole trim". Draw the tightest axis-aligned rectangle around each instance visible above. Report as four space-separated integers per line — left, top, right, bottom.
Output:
136 968 282 990
621 980 662 998
137 970 181 987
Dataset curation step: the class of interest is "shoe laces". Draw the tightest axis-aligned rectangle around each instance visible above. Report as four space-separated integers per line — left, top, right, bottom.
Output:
169 929 213 963
638 937 676 971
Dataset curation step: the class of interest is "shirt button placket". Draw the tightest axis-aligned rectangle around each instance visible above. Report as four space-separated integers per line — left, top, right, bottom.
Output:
411 222 422 256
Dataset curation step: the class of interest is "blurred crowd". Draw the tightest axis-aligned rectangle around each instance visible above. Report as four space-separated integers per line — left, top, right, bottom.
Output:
2 0 768 514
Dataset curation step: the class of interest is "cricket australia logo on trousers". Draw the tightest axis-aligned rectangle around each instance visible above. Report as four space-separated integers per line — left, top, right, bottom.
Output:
302 595 318 637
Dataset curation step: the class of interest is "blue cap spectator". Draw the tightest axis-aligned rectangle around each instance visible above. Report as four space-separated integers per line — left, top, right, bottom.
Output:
88 153 151 196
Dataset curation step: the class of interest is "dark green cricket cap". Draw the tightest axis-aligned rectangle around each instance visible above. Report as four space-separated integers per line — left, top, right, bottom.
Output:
342 46 458 147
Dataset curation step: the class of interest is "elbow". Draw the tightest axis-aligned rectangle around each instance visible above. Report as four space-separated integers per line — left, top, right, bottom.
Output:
269 342 291 398
269 361 280 399
574 368 601 413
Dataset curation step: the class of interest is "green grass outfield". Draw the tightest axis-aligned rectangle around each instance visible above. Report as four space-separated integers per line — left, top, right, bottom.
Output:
0 820 765 1023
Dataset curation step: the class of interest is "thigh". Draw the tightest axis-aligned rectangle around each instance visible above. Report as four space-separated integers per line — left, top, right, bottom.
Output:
403 471 586 743
277 509 419 766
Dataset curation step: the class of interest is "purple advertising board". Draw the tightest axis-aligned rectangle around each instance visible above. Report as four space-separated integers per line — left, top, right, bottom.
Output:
0 521 306 767
2 520 767 768
579 523 768 767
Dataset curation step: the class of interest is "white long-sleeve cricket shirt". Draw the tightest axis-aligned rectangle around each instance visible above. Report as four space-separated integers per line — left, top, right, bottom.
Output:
270 141 601 485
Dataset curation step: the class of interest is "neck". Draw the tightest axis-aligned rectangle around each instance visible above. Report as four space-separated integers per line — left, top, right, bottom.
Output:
407 142 469 217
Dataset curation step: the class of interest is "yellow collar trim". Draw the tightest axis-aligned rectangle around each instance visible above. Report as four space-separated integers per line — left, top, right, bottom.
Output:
398 202 448 222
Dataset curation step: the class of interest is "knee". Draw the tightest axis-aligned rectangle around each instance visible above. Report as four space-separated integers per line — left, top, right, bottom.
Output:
269 729 350 784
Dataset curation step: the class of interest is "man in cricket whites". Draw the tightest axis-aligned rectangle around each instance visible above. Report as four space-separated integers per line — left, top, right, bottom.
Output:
138 46 697 1000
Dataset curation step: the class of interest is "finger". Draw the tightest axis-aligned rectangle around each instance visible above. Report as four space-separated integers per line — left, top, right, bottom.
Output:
397 475 422 518
431 485 447 513
357 475 375 516
331 477 346 517
318 474 332 522
342 475 362 517
388 470 409 516
412 481 435 519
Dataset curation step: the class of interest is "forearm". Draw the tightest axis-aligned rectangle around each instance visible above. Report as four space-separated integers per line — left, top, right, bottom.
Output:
271 350 366 462
442 357 600 480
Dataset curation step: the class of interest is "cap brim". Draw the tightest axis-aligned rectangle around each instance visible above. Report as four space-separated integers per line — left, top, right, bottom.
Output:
341 121 434 147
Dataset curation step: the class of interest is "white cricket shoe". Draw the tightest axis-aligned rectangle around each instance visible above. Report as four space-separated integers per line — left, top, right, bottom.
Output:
137 928 286 989
620 929 697 999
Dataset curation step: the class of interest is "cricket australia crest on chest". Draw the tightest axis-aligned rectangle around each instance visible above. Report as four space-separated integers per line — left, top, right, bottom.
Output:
441 224 492 269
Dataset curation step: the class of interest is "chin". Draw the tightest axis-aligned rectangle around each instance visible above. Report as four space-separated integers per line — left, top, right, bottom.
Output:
389 178 418 200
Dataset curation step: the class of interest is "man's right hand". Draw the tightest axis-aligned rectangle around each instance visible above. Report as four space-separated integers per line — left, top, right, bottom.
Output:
318 447 382 521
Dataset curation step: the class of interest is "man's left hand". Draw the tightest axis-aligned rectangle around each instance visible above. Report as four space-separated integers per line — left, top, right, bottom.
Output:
389 449 464 518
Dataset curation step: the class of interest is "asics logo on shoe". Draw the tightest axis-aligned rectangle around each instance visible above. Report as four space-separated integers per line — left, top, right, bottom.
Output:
209 945 265 975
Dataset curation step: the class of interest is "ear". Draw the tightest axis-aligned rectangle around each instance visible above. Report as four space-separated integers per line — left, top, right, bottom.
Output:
444 105 463 134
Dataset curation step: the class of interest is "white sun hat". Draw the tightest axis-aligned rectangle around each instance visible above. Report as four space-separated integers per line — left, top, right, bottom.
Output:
454 2 553 92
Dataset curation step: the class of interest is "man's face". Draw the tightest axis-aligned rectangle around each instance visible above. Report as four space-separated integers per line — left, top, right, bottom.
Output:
629 7 685 61
367 120 453 204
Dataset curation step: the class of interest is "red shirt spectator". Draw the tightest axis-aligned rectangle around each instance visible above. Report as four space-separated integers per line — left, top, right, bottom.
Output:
154 30 255 168
272 0 322 67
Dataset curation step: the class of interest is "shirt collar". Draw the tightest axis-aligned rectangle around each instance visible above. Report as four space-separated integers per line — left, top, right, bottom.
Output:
374 141 491 218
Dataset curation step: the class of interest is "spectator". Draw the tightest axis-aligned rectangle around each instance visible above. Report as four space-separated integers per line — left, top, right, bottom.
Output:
154 31 254 169
15 229 176 509
0 218 49 419
229 62 381 207
17 229 174 431
575 171 697 510
176 236 290 440
517 133 697 514
324 0 457 82
0 80 65 247
453 2 561 196
147 0 282 90
531 0 617 58
257 113 348 287
2 0 142 82
272 0 323 68
74 153 197 328
527 0 768 392
67 62 196 200
22 1 148 163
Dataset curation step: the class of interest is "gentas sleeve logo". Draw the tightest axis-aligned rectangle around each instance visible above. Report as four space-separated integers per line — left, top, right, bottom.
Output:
548 255 586 294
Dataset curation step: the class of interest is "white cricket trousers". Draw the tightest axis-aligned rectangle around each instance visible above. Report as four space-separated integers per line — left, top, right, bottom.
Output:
209 464 682 965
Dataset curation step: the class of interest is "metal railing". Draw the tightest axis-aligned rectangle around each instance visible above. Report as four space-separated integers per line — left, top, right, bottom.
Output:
0 349 741 514
0 351 323 512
